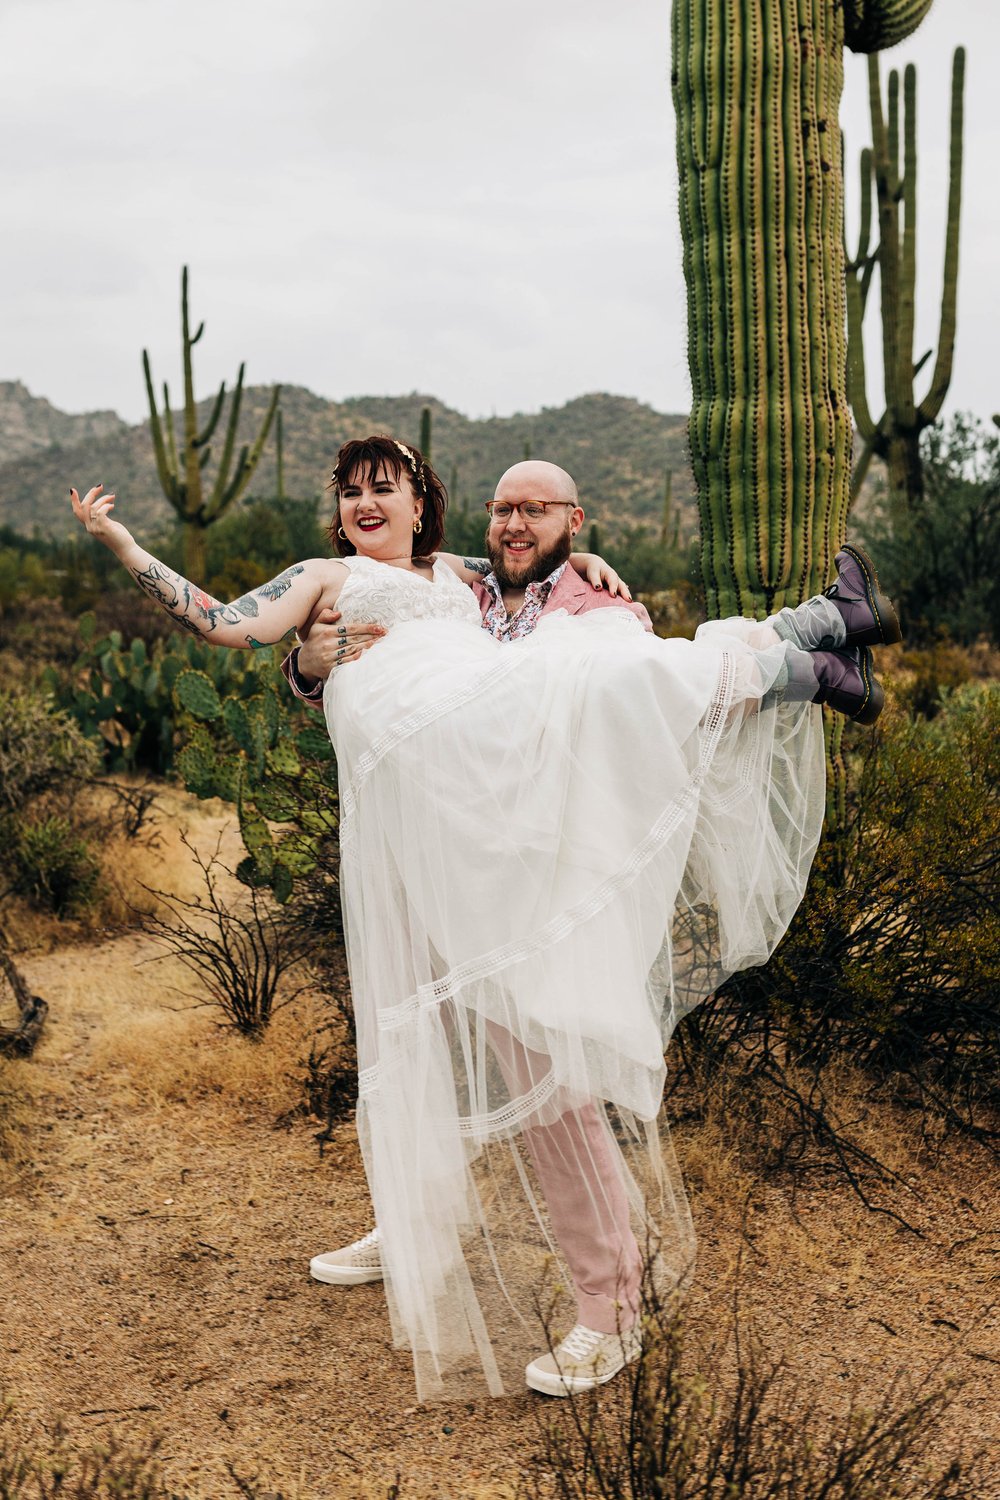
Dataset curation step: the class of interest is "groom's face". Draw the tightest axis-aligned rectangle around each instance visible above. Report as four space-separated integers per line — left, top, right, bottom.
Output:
486 472 584 588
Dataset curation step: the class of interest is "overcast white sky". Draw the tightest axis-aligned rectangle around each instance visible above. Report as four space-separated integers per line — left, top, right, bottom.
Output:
2 0 996 425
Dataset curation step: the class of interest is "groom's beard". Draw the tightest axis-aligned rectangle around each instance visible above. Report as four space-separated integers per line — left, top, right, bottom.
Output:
487 527 574 590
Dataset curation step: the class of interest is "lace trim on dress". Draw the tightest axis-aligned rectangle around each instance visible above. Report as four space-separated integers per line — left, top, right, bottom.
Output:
369 652 736 1040
454 1068 559 1137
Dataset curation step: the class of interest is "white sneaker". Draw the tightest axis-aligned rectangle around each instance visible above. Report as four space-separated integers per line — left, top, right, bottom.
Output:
309 1227 383 1286
525 1321 642 1396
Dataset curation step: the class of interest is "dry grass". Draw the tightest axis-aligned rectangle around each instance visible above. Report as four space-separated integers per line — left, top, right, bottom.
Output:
0 1055 35 1194
83 957 328 1120
0 784 240 954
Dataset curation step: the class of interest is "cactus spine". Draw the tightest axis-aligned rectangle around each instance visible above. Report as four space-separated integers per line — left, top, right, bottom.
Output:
672 0 934 620
846 48 965 510
143 267 281 579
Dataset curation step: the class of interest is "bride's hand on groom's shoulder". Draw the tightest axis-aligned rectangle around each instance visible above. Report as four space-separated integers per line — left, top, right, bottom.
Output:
299 608 387 679
585 556 633 600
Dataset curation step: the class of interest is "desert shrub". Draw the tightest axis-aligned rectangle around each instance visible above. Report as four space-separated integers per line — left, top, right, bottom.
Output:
857 414 1000 647
672 681 1000 1171
639 581 705 641
140 836 313 1038
10 815 102 917
0 687 100 810
0 688 105 916
892 639 973 720
0 687 157 926
524 1263 985 1499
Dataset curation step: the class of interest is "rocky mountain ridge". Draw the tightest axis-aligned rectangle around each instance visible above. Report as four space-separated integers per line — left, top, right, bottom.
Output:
0 382 695 542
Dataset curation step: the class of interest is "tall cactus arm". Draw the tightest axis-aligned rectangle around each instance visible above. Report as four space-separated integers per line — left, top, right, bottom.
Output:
919 45 965 425
846 267 881 450
850 417 886 502
217 386 281 514
843 0 936 55
207 363 247 515
142 350 182 510
898 65 919 429
276 409 286 501
195 379 228 450
870 59 907 444
845 146 874 274
162 381 181 484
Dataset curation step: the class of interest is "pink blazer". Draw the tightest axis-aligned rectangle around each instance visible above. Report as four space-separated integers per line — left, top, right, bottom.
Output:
282 565 653 705
471 567 653 632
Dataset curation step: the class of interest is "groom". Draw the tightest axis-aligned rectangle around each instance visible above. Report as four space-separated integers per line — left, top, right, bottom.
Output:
281 459 656 1398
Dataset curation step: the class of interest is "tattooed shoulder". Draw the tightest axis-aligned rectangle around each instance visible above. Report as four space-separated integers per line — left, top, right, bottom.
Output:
462 557 491 577
257 564 305 602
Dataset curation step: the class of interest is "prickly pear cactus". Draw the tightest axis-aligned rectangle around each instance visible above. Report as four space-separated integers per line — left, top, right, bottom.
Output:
174 670 224 721
170 651 338 901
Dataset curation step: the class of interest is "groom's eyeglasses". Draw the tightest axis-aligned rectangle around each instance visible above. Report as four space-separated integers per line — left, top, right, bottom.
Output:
484 500 576 522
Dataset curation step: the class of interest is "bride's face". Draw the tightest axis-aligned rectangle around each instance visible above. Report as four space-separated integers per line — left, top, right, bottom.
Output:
338 463 423 559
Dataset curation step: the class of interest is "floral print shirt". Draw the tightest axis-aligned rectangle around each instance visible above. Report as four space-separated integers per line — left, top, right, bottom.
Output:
480 562 568 642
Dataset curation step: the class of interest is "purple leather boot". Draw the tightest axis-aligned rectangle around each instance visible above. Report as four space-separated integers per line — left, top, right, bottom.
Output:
783 644 885 724
823 544 902 648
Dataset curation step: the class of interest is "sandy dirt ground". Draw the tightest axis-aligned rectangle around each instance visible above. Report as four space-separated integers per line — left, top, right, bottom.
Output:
1 796 998 1499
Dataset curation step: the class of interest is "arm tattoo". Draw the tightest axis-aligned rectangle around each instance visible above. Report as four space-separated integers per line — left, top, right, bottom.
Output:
230 593 260 619
463 557 491 577
257 565 304 600
133 561 180 608
129 558 305 641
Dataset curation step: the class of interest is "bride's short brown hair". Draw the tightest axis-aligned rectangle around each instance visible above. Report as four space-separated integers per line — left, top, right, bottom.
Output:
327 435 448 559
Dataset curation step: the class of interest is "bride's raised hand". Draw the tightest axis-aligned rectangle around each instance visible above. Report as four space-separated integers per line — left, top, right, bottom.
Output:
70 484 135 553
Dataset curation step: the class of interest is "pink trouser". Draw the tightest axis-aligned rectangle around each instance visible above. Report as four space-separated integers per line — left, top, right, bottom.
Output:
487 1022 642 1334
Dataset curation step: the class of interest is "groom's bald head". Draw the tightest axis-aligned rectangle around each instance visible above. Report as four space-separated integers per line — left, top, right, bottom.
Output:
494 460 579 507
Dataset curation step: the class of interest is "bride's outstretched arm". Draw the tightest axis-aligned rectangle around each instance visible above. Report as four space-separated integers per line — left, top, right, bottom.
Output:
70 484 331 649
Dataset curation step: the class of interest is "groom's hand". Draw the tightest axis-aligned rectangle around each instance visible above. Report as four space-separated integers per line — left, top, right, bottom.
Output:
298 609 386 681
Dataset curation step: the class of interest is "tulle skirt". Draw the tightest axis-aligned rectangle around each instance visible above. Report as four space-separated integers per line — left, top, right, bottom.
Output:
325 609 825 1400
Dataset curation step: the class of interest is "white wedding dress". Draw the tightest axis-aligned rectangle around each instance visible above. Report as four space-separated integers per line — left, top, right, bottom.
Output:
324 554 825 1400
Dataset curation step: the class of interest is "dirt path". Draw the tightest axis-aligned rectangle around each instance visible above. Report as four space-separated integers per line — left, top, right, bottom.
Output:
1 797 998 1498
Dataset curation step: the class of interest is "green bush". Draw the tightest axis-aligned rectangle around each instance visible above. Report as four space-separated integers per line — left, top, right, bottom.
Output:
11 815 102 916
675 680 1000 1161
0 688 100 811
857 414 1000 646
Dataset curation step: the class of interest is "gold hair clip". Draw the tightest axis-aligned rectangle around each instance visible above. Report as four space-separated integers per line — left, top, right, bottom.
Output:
391 439 420 476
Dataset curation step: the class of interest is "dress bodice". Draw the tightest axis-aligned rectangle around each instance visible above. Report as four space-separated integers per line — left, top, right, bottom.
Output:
334 554 483 631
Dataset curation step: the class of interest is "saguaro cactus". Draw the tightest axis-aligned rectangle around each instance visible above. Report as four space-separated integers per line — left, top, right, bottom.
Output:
672 0 934 620
846 48 965 509
143 267 281 579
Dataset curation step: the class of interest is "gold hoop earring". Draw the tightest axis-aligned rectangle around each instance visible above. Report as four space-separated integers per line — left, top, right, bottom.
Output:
413 517 423 535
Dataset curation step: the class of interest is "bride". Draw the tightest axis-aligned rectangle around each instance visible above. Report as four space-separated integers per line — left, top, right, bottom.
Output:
71 436 896 1402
